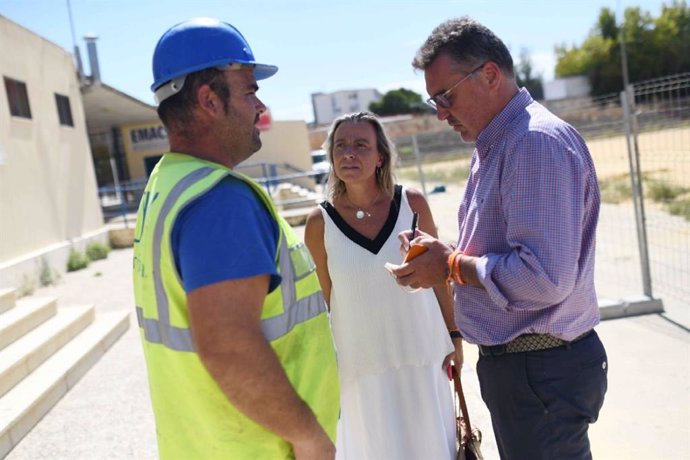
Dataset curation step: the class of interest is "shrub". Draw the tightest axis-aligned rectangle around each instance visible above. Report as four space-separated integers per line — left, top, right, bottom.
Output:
86 242 110 261
668 198 690 221
599 175 631 204
397 163 470 183
646 179 685 203
39 257 57 286
19 274 36 296
397 145 413 158
67 249 89 272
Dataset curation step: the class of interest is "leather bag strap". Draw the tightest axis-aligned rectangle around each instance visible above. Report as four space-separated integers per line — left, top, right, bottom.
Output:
452 364 473 442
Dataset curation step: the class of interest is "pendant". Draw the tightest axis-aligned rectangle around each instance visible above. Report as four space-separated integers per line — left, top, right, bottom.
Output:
356 209 366 219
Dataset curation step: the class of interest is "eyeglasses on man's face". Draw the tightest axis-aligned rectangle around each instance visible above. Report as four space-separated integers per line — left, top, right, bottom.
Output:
425 62 487 110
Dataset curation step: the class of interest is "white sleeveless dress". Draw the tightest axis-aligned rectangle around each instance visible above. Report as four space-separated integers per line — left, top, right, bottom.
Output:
321 185 456 460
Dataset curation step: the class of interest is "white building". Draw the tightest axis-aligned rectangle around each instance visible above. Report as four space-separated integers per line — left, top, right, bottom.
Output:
0 14 327 293
311 89 382 126
544 75 591 101
0 15 107 289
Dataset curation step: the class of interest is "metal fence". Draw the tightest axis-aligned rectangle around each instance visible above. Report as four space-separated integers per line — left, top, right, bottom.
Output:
96 74 689 322
395 72 690 323
98 161 325 224
628 74 690 321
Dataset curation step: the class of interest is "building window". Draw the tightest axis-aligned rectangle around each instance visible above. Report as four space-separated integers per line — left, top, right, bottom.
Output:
4 77 32 119
55 93 74 127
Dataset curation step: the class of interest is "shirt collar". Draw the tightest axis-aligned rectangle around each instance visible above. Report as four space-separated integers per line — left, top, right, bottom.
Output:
476 88 533 157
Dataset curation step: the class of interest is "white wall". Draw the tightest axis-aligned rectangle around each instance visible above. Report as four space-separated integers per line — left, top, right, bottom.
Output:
238 120 316 190
544 76 591 101
311 89 382 126
118 119 313 186
0 16 106 291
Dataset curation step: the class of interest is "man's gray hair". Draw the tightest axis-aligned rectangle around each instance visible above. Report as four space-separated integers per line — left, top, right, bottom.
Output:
412 17 514 76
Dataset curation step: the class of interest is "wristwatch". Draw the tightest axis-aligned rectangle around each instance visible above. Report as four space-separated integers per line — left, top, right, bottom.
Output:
449 330 463 340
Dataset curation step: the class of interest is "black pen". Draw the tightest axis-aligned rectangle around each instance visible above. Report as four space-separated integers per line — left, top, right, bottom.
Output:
410 212 419 238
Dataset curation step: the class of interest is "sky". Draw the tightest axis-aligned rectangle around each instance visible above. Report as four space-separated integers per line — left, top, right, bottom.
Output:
1 0 669 123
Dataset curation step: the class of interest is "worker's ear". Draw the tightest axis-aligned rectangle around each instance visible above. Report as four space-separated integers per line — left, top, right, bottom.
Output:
196 84 223 117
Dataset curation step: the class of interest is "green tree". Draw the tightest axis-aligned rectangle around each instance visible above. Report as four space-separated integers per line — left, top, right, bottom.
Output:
598 7 619 39
369 88 430 116
515 48 544 100
555 7 622 95
554 1 690 96
655 1 690 74
622 7 659 82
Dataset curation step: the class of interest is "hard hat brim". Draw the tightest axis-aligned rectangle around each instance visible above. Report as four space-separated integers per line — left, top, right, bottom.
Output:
151 62 278 93
153 63 279 104
253 63 278 81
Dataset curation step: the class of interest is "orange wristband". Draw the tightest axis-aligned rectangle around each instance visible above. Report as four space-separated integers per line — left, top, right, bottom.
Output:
454 253 466 285
447 250 466 285
447 250 457 284
448 249 467 285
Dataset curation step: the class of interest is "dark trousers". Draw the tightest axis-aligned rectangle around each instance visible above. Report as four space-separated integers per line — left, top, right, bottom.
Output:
476 331 607 460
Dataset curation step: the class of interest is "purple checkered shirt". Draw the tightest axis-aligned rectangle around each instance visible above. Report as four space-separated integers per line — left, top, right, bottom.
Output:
453 88 601 346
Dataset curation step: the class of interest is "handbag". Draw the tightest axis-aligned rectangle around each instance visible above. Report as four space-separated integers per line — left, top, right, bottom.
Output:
452 365 484 460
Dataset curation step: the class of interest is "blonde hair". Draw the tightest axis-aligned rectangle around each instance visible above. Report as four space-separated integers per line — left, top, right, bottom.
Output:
324 111 397 200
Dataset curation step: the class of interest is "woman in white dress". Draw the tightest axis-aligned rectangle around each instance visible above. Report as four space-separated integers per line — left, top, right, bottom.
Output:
305 112 463 459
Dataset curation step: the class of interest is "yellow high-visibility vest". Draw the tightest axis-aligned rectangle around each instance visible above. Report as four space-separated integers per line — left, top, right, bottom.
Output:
133 152 339 459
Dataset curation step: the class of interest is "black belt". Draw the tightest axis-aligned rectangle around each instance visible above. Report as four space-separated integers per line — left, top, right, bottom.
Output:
478 330 593 357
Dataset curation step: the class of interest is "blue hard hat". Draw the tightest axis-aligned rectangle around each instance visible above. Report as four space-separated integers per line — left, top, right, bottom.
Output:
151 18 277 103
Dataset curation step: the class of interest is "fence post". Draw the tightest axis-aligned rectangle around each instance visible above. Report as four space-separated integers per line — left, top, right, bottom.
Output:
259 162 271 195
411 134 427 197
268 163 278 194
621 85 653 297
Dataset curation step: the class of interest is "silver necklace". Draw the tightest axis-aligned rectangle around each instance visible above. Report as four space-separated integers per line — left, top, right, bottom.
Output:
346 190 381 220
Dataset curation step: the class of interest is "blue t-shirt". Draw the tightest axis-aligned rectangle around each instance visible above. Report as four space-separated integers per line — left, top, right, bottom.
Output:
171 177 281 294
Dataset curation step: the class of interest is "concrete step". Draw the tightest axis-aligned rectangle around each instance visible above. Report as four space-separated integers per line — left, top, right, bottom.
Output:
0 297 57 352
0 310 130 458
599 295 665 320
278 196 321 211
0 305 95 398
280 206 316 226
0 289 16 314
272 183 322 210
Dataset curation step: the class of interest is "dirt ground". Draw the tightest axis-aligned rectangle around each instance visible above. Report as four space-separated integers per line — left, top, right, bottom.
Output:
407 125 690 186
398 123 690 326
588 125 690 186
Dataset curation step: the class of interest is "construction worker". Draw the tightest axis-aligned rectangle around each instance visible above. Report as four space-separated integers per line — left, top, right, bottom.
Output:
133 18 339 459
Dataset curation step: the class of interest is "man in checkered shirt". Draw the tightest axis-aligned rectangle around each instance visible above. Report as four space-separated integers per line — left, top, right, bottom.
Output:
391 17 608 460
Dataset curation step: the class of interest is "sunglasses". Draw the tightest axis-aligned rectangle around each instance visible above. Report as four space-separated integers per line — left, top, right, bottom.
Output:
425 62 487 110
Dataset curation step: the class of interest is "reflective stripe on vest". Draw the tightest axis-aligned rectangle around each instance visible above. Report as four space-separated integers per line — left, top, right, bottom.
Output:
136 167 324 351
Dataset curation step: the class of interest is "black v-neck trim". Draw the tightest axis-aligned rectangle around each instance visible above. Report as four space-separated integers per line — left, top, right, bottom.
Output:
321 185 403 255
